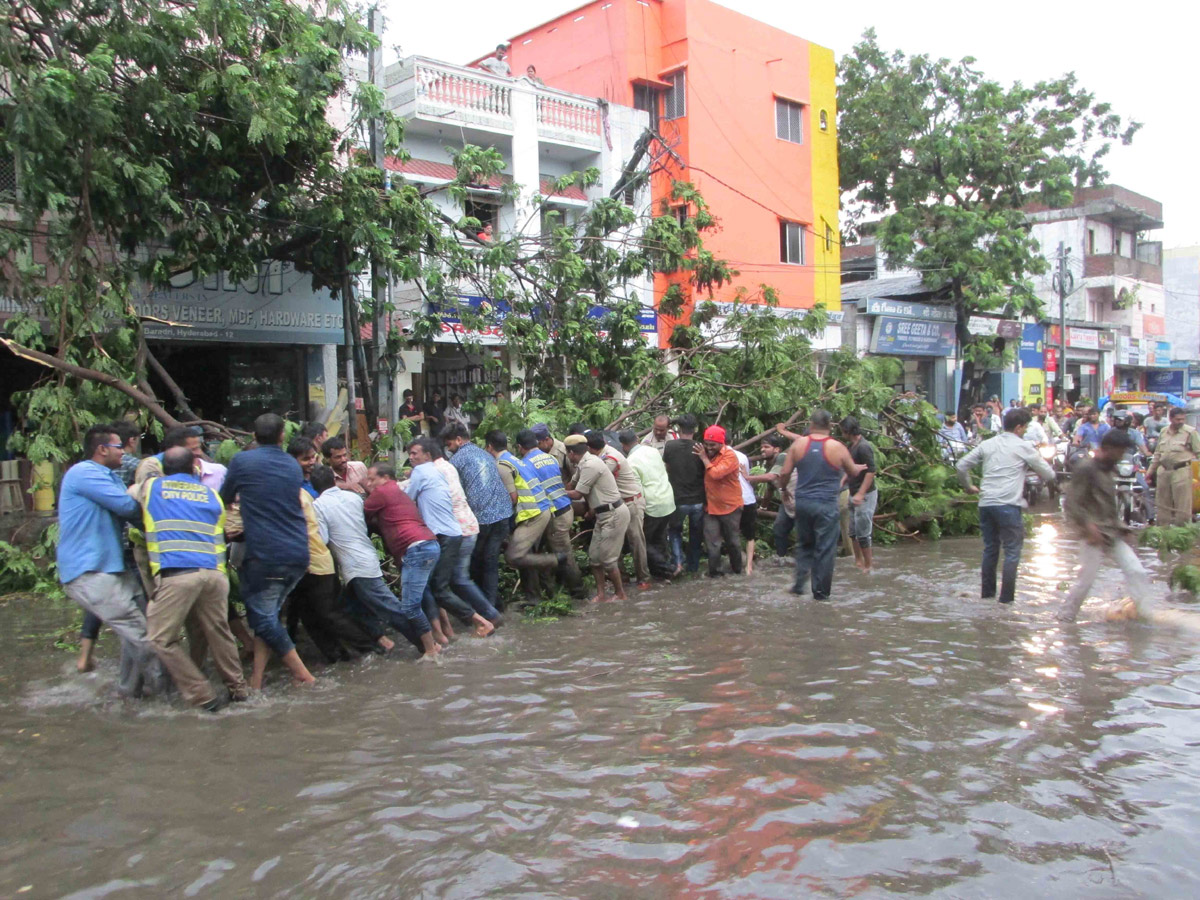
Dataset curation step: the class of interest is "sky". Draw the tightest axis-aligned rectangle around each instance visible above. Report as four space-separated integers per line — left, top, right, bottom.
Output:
380 0 1197 249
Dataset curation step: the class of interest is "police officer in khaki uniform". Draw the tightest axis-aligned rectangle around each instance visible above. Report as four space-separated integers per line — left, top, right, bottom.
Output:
1147 406 1200 526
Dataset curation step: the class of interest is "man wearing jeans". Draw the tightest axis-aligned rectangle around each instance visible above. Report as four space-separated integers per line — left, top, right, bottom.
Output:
1058 430 1154 622
314 465 439 659
776 411 864 600
220 413 314 689
956 407 1055 605
441 423 513 609
663 415 706 574
405 438 497 637
58 424 165 698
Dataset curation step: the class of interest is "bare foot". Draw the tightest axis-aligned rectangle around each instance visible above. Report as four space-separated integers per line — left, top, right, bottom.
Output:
377 635 395 652
76 658 94 674
416 650 442 664
636 582 652 590
292 674 317 687
589 594 611 603
473 617 495 637
613 589 628 602
439 609 455 640
432 626 450 647
672 564 683 577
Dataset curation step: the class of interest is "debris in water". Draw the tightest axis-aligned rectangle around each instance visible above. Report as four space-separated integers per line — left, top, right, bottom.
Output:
616 815 639 829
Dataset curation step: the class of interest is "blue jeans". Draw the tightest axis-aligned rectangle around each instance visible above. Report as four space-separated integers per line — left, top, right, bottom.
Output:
792 498 840 600
424 534 479 626
348 575 426 650
979 504 1025 603
453 535 501 621
471 518 511 608
669 503 705 572
399 540 440 635
773 508 795 558
241 559 307 656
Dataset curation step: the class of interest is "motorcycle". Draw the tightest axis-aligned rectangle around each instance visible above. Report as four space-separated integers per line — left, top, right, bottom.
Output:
1113 456 1147 525
1039 442 1065 501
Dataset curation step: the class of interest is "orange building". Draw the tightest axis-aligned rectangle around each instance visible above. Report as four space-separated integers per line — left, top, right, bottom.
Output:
500 0 840 346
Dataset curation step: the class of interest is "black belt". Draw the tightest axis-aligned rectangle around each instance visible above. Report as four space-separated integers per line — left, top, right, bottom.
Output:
159 567 201 578
553 505 572 518
1171 460 1193 470
592 499 624 514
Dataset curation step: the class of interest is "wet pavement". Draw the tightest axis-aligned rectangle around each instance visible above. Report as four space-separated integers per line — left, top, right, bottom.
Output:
2 513 1199 897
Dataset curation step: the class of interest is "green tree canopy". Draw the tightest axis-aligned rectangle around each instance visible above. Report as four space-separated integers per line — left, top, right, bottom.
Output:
837 29 1139 410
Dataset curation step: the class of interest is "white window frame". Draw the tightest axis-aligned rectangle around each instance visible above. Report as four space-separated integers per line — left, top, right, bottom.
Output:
780 221 805 265
663 71 685 121
775 98 803 144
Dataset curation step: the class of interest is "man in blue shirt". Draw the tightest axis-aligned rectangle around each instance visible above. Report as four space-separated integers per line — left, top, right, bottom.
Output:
441 422 513 608
406 438 497 637
1073 406 1110 449
221 413 315 690
58 424 164 698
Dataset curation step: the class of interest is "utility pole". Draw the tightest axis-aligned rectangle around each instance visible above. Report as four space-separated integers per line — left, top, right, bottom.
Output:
1052 242 1073 402
368 6 389 441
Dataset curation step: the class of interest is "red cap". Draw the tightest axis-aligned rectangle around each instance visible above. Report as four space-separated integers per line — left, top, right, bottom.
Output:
703 425 726 443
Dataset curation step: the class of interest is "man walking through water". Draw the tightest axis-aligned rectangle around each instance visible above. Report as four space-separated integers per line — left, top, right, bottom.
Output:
1057 430 1153 623
955 407 1055 605
775 411 864 600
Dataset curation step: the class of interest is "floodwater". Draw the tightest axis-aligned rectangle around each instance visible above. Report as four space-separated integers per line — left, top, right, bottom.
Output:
3 514 1200 898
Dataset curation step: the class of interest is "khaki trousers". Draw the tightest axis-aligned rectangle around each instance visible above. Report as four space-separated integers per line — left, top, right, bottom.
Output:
545 508 583 579
1158 466 1194 527
837 489 854 556
623 495 650 582
506 511 556 597
147 569 248 706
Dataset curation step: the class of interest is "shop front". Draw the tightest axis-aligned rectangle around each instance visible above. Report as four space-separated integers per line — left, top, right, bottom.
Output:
1116 335 1186 396
135 264 344 430
1048 325 1115 405
864 299 958 408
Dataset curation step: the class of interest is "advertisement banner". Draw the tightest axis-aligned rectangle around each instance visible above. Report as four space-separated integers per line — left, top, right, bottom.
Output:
1021 367 1045 404
1019 324 1045 369
1147 369 1185 393
869 316 956 357
1044 347 1057 373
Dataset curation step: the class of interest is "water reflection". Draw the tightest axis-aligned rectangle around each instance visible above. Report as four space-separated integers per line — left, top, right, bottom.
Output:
2 519 1200 896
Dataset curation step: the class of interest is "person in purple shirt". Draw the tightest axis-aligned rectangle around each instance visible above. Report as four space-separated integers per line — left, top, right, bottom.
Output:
220 413 315 690
58 424 165 698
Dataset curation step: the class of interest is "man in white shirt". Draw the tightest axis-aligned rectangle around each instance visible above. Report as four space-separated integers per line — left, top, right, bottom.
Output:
478 44 511 77
955 407 1055 605
732 447 760 575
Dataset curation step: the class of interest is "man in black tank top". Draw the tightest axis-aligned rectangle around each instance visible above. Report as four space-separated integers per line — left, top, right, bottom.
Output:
776 410 865 600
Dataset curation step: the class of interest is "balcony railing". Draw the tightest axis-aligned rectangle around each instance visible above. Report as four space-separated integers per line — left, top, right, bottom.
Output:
388 57 603 148
536 92 602 146
1083 253 1162 285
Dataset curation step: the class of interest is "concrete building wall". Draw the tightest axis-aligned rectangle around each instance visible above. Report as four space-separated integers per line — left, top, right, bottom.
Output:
1165 246 1200 364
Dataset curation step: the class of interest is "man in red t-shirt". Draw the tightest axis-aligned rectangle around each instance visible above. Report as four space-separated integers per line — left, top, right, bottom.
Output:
362 462 445 657
694 425 744 577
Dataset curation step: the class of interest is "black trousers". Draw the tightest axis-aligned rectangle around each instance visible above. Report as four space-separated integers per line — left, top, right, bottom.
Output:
287 572 381 663
703 509 743 576
644 513 675 578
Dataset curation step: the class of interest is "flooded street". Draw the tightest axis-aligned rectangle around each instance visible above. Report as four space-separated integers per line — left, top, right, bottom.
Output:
3 514 1200 897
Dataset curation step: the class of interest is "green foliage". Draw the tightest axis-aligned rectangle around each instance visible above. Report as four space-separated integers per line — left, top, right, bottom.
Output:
0 525 63 599
838 29 1139 408
1169 565 1200 596
521 590 577 622
1139 524 1200 558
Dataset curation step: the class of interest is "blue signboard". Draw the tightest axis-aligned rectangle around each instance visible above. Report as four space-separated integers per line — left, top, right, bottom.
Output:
1147 369 1185 393
870 316 956 357
1020 323 1045 368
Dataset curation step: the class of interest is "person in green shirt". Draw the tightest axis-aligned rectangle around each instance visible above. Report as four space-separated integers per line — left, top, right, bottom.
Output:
621 430 678 580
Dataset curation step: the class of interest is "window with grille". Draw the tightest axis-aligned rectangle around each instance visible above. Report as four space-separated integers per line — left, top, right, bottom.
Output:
776 98 803 144
663 71 685 120
632 83 659 131
780 221 805 265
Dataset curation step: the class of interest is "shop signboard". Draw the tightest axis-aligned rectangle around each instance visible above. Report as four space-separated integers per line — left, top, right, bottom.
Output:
1190 366 1200 391
1044 347 1057 373
865 299 955 322
869 316 956 357
968 316 1022 339
1147 369 1185 393
1067 327 1099 351
1019 324 1045 368
136 264 346 345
